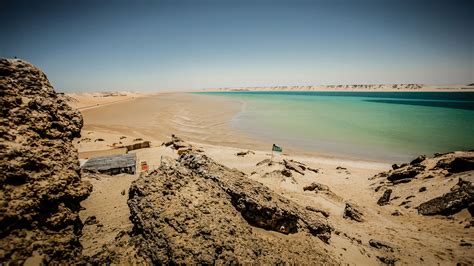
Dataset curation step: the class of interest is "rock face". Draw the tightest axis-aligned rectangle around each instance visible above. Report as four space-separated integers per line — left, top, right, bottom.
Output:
0 59 91 263
417 179 474 216
128 151 334 264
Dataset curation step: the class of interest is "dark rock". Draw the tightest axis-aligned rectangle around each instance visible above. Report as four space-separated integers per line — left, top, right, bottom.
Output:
391 164 400 170
417 179 474 216
387 166 424 183
419 187 427 192
377 189 392 206
236 150 255 157
307 167 319 174
377 256 399 265
84 216 98 225
336 166 347 170
343 202 364 222
128 152 335 264
283 159 305 175
460 240 472 247
0 59 91 264
303 182 329 192
281 169 292 177
410 155 426 165
369 239 395 252
391 210 402 216
435 157 474 173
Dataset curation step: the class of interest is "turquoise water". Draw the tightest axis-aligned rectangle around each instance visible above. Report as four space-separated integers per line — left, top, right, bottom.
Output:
198 91 474 162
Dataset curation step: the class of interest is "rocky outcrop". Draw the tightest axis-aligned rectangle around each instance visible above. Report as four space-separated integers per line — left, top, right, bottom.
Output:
417 179 473 216
343 202 364 222
0 59 91 263
377 189 392 206
128 151 334 264
373 152 474 216
434 157 474 173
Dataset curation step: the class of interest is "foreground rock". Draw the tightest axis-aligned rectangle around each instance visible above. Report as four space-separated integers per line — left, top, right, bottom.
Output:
417 178 474 216
128 151 335 264
373 151 474 216
0 59 91 263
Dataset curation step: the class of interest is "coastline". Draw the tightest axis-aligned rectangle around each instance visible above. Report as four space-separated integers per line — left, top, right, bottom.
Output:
69 91 398 164
68 91 474 265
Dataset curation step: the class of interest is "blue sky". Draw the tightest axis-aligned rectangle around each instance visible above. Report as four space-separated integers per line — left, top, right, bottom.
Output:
1 0 472 91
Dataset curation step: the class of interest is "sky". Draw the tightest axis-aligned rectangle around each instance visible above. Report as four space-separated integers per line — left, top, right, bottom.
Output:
0 0 473 92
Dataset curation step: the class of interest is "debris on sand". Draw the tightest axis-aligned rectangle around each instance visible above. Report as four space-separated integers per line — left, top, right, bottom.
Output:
236 150 255 157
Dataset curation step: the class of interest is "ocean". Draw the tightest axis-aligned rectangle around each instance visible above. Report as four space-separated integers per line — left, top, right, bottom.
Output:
198 91 474 162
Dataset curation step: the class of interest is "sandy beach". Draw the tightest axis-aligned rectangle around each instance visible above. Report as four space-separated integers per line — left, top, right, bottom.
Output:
70 91 473 265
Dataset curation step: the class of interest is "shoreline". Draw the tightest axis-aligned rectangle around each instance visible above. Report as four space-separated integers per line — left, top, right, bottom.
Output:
69 90 474 265
71 92 400 164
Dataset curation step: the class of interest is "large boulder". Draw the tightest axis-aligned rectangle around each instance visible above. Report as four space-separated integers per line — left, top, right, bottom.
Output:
0 59 91 263
434 157 474 173
128 151 335 264
417 179 474 216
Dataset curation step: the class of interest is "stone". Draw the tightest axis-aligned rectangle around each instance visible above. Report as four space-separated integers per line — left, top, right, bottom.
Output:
369 239 395 252
343 202 364 222
127 152 335 264
417 179 473 216
377 189 392 206
419 187 427 192
386 166 424 183
0 59 91 264
435 157 474 173
303 182 329 192
410 155 426 165
283 159 305 175
236 150 255 157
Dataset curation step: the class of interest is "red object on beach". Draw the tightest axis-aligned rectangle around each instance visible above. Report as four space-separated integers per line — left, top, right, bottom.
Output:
141 161 149 172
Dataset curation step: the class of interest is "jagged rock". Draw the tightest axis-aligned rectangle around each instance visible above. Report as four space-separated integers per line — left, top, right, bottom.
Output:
162 134 189 150
281 169 292 177
303 182 329 192
410 155 426 165
283 159 305 175
386 166 425 183
307 167 320 173
391 210 402 216
417 179 474 216
0 59 91 264
435 157 474 173
377 189 392 206
84 216 98 225
391 164 401 170
369 239 395 252
377 256 399 265
343 202 364 222
128 152 334 264
236 150 255 157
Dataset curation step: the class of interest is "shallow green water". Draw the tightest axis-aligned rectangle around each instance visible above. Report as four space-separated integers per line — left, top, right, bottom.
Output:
198 91 474 162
